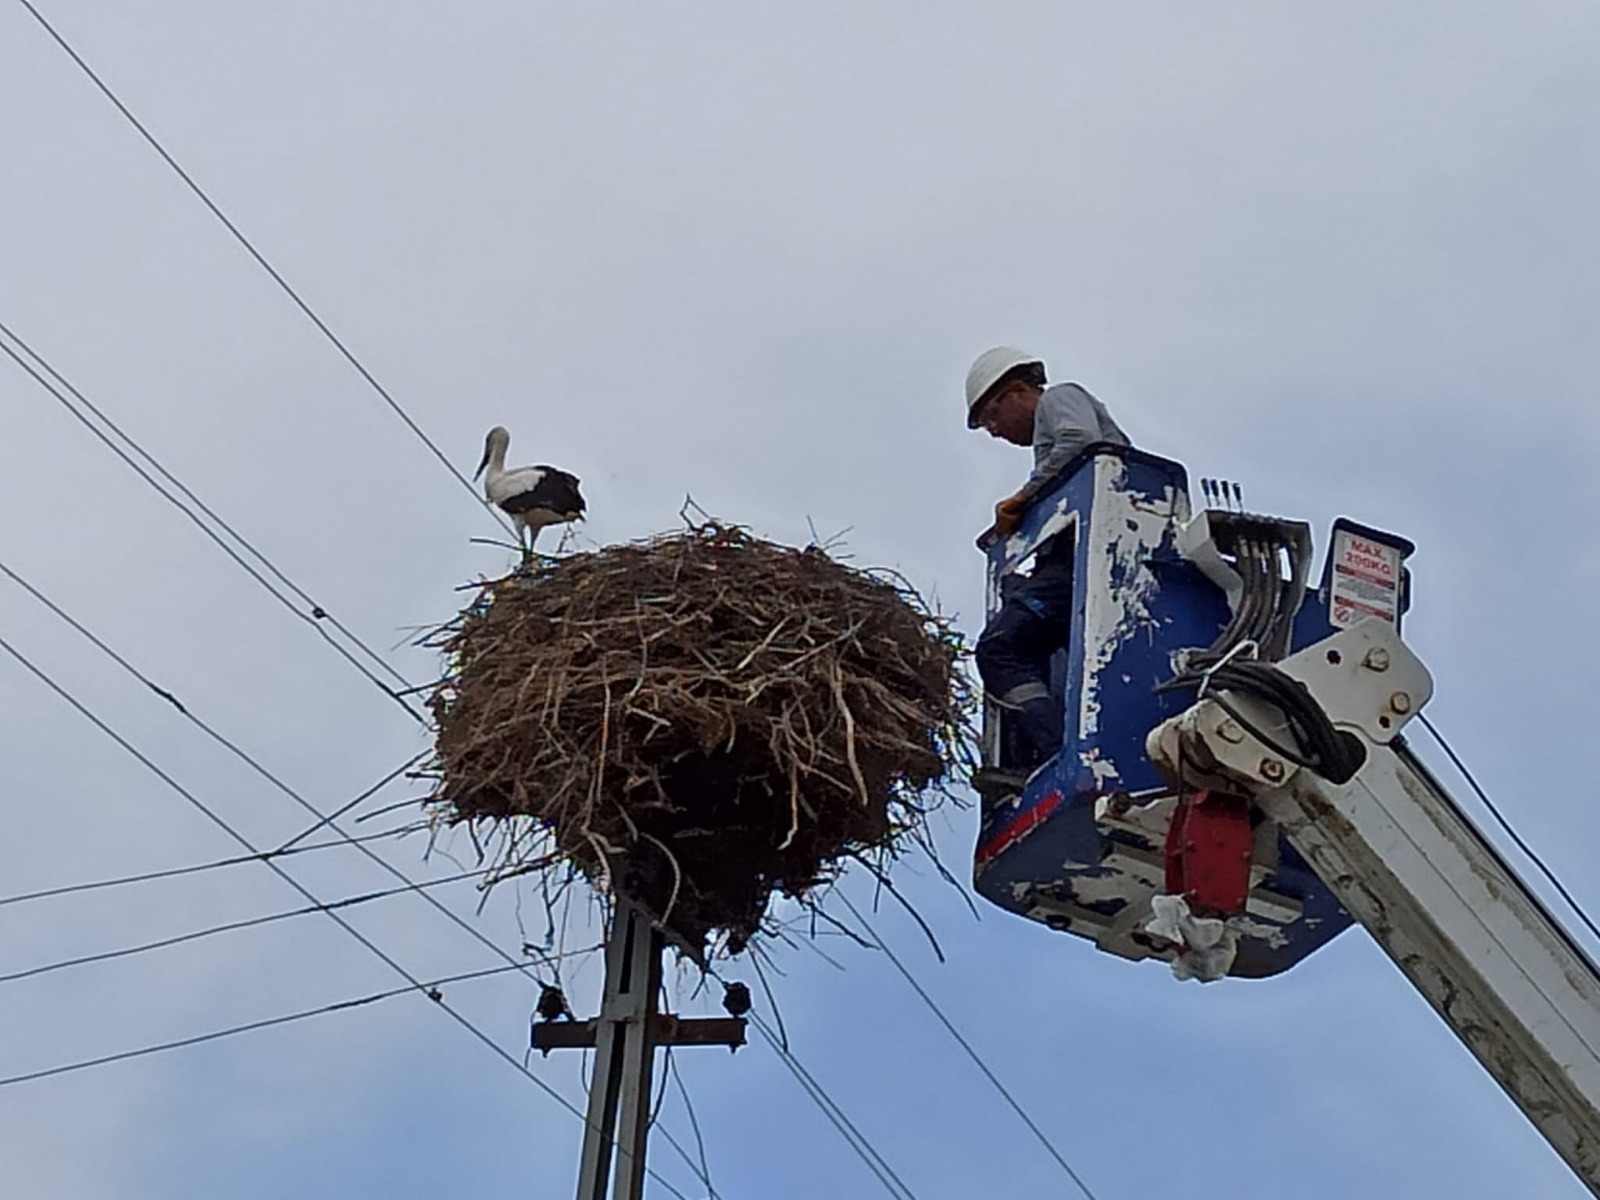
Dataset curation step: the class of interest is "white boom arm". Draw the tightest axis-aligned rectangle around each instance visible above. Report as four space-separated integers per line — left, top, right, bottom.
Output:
1148 620 1600 1195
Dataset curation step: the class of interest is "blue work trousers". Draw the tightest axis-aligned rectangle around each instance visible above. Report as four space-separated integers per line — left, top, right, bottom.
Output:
975 553 1075 768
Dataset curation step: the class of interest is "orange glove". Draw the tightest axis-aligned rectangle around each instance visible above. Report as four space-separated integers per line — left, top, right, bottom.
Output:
994 494 1029 535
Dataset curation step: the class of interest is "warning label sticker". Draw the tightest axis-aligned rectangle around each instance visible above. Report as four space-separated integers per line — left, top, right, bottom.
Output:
1329 529 1402 629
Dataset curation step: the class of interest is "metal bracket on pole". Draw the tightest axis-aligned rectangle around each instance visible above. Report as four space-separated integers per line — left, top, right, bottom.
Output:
539 896 745 1200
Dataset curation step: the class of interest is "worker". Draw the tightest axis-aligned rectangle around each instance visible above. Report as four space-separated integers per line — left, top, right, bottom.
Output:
966 347 1131 770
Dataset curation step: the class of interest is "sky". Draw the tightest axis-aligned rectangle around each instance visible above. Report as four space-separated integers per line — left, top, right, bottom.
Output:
3 2 1600 1197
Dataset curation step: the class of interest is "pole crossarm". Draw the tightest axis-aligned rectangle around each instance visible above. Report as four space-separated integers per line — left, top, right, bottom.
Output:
533 1014 747 1054
546 895 744 1200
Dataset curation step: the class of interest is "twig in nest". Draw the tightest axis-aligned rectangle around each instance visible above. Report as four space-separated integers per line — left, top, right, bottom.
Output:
831 660 870 807
778 760 800 852
850 853 947 965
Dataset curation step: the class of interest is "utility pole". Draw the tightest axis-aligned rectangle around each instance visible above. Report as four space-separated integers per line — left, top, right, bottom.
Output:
533 896 746 1200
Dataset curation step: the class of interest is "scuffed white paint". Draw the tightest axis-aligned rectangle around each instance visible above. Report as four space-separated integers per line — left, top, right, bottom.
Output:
1079 458 1175 737
1002 493 1076 568
1081 746 1120 788
1069 871 1145 905
1230 915 1292 949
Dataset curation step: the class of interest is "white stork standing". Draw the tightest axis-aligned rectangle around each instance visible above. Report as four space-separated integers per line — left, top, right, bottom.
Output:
474 426 586 553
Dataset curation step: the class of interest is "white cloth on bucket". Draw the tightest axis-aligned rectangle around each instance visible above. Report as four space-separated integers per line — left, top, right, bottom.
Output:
1145 893 1239 983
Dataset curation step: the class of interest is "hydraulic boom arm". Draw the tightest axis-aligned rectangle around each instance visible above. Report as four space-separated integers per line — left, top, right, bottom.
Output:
1148 619 1600 1195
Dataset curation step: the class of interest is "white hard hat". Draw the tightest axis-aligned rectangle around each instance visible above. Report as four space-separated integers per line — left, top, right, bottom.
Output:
965 346 1042 427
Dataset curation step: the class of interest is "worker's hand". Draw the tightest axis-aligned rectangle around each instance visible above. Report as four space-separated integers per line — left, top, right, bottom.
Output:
993 493 1029 535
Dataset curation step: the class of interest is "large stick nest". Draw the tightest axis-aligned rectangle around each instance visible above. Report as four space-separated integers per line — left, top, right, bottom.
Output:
425 523 970 958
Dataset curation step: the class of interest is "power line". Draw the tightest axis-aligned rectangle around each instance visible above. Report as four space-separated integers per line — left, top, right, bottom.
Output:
0 557 541 1008
710 953 917 1199
836 892 1102 1200
5 531 715 1192
0 320 414 690
267 755 426 853
0 821 422 912
1417 713 1600 948
0 627 476 1017
666 1051 719 1200
12 0 512 536
744 1008 919 1200
0 867 490 987
0 553 623 1092
0 959 526 1088
0 628 707 1200
0 324 424 719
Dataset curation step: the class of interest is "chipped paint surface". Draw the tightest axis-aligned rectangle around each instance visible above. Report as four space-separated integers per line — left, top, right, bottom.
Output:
1078 458 1174 740
1080 746 1120 788
1000 493 1076 568
1230 915 1291 950
1070 870 1147 906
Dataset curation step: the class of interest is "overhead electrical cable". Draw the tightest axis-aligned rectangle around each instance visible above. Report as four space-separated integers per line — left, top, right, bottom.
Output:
836 892 1103 1200
0 959 534 1090
0 557 548 1004
709 956 917 1199
1 563 718 1193
12 0 514 538
743 1009 919 1200
0 320 412 690
666 1052 719 1200
266 755 426 853
1416 714 1600 948
0 325 423 719
0 821 423 912
0 629 710 1200
0 867 490 986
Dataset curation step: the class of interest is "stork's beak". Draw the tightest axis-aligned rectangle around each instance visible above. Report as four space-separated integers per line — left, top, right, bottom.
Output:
473 443 491 479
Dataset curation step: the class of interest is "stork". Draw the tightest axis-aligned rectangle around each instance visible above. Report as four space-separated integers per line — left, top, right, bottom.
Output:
473 426 586 554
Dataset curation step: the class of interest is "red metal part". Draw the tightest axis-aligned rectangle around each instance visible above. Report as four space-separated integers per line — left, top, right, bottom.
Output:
975 789 1065 867
1164 790 1253 916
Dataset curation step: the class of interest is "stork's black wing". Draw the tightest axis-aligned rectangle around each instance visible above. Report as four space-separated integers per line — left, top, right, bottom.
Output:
501 468 585 518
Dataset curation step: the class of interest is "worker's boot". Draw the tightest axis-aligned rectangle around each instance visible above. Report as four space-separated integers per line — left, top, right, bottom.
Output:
1015 697 1063 771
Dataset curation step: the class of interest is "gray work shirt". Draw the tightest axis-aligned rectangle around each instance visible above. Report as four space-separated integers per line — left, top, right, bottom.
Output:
1022 382 1130 498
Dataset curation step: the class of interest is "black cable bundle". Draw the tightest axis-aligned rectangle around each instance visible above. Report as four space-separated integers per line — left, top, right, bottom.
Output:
1156 660 1364 784
1195 531 1299 665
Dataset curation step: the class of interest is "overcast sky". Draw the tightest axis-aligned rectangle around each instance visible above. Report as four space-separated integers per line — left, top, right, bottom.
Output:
4 3 1600 1197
